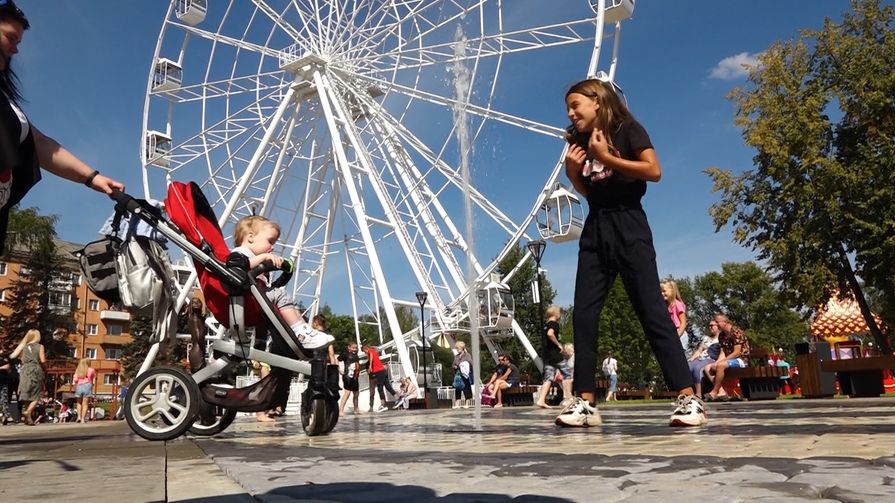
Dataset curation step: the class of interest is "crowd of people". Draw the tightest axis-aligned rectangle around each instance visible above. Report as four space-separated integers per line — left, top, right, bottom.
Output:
0 330 102 426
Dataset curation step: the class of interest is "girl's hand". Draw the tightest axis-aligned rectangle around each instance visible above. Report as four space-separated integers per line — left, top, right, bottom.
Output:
589 129 611 161
565 144 586 177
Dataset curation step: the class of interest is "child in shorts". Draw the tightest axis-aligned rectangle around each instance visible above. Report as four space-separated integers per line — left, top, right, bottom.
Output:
230 215 333 350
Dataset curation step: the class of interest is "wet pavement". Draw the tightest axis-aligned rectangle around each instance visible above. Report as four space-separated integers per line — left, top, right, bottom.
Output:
3 398 895 501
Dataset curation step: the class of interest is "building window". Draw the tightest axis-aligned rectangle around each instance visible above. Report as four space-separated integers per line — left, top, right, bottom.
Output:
85 347 97 359
71 272 81 285
49 292 72 310
0 290 4 302
89 299 99 311
103 374 119 385
87 324 98 335
0 262 6 275
107 325 123 336
66 347 76 358
106 348 123 360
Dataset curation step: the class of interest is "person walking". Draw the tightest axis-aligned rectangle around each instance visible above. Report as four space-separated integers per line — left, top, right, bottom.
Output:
601 352 618 402
555 78 706 428
535 306 564 408
451 341 474 409
10 329 44 425
338 342 362 415
72 358 96 423
0 347 11 425
365 345 396 412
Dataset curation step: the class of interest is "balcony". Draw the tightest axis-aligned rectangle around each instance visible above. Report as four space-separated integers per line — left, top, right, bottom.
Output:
100 310 131 322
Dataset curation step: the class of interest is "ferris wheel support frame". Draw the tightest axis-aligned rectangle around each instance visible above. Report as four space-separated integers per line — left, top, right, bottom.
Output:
312 69 416 381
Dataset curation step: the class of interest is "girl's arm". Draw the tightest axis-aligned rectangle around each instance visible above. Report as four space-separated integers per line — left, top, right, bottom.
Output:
38 345 47 364
677 311 687 337
589 130 661 182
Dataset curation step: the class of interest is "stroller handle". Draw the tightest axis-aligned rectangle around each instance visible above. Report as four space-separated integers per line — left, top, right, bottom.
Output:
249 258 294 289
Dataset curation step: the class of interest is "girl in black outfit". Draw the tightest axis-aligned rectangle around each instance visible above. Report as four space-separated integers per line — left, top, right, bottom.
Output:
554 79 706 428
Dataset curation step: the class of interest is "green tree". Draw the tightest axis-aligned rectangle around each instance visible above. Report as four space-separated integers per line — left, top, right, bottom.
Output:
706 0 895 351
1 207 73 356
494 242 557 379
120 315 186 380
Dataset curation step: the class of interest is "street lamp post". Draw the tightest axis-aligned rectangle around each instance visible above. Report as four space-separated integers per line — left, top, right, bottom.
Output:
415 291 429 408
527 240 547 359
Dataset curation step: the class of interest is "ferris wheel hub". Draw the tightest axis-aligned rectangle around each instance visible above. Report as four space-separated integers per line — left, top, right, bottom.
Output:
279 46 329 76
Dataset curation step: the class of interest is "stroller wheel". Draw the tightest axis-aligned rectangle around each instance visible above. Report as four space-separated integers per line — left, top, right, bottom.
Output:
321 399 339 434
125 366 199 441
188 403 237 436
301 387 332 437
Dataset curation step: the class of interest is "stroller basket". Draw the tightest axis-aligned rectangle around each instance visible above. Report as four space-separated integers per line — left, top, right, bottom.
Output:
201 368 293 413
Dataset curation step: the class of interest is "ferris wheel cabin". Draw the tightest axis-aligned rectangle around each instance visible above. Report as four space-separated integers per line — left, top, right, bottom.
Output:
175 0 206 26
145 131 172 168
537 184 585 243
478 275 515 330
589 0 635 23
152 58 182 92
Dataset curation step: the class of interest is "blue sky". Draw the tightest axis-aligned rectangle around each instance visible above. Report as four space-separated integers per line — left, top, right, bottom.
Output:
12 1 876 313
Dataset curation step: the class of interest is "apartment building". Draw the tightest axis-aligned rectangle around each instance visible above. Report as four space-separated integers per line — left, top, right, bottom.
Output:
1 238 202 398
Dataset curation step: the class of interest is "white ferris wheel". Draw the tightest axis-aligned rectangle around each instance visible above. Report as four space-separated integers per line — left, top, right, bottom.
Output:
141 0 636 382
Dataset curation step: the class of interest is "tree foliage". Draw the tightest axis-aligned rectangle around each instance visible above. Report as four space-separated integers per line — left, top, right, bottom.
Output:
706 0 895 348
1 207 73 356
493 242 556 379
120 315 186 380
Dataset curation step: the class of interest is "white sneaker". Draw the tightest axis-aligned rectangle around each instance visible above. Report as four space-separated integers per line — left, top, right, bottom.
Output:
376 405 389 413
669 394 707 427
452 403 460 409
295 324 335 349
554 397 601 427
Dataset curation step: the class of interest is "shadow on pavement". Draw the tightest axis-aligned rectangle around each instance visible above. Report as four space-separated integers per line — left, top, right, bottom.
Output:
176 482 573 502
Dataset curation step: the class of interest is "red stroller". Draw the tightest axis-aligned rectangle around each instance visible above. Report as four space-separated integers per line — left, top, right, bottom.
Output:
93 183 340 441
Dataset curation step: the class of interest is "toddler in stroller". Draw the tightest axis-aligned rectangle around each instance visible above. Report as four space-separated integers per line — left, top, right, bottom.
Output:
229 215 333 350
91 182 341 441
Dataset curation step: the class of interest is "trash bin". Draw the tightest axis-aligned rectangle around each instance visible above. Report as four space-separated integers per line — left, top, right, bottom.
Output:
795 341 836 398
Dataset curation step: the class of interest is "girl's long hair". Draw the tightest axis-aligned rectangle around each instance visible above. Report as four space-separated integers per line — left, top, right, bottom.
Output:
661 280 684 306
74 358 91 379
10 329 40 359
0 2 30 105
564 79 632 147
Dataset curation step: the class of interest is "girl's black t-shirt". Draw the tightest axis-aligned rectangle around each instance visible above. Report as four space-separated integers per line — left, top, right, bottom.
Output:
543 320 563 365
585 117 653 209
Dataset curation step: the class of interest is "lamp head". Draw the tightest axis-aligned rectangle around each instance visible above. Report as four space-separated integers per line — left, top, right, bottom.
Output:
415 291 428 306
527 239 546 263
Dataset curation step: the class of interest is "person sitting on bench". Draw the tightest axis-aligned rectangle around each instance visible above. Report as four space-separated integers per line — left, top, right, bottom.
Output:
703 314 751 402
485 354 519 408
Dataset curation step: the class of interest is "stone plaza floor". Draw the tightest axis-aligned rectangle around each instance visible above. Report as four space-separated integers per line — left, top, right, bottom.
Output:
3 397 895 502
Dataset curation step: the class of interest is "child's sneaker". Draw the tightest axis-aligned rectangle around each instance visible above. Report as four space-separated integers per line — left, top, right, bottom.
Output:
295 324 334 349
669 394 707 427
554 397 601 427
376 405 389 413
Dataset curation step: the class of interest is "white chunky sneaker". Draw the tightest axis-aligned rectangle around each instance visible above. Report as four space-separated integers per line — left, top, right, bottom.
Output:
295 324 335 349
554 397 602 427
669 394 708 427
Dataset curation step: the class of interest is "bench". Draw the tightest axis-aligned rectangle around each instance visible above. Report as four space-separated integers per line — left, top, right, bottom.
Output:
821 355 895 397
715 349 788 400
502 384 538 406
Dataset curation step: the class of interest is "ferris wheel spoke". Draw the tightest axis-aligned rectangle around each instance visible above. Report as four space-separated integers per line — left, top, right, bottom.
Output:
353 73 563 139
357 19 595 72
152 71 286 104
167 20 282 61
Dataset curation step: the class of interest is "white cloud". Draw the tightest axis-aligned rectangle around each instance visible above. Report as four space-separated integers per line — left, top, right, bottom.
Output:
709 52 761 80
